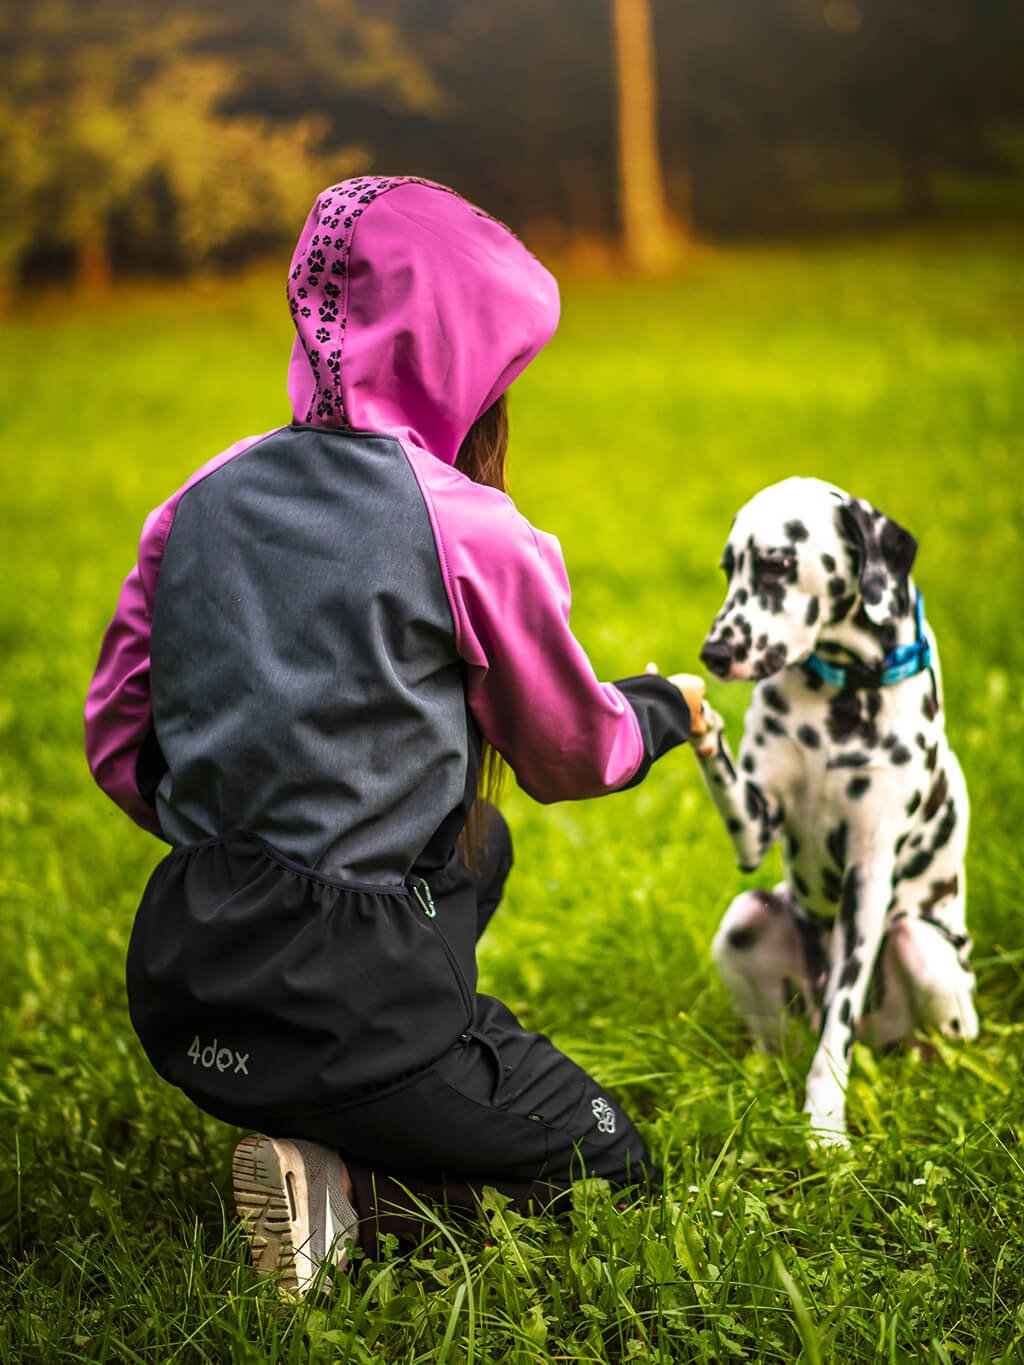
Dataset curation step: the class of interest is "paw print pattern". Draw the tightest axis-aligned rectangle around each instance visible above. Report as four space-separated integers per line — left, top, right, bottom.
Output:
286 176 519 427
591 1096 617 1135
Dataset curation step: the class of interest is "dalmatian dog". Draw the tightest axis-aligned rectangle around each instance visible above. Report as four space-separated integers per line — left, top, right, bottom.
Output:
694 477 977 1145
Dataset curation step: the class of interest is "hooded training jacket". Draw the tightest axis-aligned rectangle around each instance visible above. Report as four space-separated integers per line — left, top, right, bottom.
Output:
84 176 692 888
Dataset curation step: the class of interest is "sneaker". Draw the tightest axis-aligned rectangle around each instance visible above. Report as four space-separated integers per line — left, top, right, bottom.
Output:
232 1133 359 1296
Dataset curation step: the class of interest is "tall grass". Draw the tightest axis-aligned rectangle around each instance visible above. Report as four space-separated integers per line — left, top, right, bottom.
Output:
1 231 1022 1361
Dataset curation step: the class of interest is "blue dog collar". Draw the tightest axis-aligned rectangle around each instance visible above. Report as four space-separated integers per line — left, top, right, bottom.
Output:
803 591 932 690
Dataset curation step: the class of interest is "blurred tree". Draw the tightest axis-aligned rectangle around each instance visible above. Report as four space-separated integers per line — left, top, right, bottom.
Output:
0 0 441 294
612 0 688 269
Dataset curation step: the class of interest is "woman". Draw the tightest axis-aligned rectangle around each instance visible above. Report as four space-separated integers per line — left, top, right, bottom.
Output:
85 176 707 1294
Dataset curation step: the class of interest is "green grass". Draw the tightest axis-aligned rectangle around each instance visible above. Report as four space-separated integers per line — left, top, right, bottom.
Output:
2 230 1023 1362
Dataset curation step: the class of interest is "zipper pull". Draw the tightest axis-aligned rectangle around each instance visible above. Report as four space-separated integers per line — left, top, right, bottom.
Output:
412 879 437 918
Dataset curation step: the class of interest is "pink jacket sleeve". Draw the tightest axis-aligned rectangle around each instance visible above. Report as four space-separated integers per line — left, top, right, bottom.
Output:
84 503 172 836
406 449 650 803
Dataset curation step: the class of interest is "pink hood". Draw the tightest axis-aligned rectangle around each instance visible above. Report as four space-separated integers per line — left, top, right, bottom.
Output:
286 177 561 465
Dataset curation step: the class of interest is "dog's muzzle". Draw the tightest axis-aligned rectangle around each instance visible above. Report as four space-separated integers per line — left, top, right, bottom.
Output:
700 638 734 678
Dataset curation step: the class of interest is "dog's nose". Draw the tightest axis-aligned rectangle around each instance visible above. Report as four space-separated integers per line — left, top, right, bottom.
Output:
701 639 734 678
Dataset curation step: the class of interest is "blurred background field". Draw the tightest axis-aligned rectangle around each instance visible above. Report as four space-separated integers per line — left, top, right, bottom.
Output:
4 0 1024 1357
2 230 1024 1360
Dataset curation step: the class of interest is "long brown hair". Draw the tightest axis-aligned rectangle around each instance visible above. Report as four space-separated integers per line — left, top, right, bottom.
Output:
454 392 509 859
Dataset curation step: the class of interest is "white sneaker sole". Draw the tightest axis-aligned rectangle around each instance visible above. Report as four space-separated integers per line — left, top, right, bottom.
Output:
233 1133 336 1295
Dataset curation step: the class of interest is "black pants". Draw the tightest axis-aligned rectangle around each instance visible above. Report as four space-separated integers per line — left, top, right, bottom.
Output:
127 808 655 1249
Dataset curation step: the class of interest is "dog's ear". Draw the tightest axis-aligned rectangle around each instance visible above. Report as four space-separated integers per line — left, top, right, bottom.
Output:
837 498 918 625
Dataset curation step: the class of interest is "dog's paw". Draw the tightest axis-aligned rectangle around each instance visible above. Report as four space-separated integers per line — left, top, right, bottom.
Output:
803 1104 850 1150
808 1124 851 1151
692 703 724 758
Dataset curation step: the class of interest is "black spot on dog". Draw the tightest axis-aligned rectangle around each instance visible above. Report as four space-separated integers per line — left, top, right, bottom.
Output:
763 715 786 737
860 568 886 605
756 633 769 650
921 875 959 913
755 733 765 746
922 692 939 721
727 817 743 835
827 693 862 743
727 926 757 950
821 553 837 573
785 520 809 542
797 724 820 748
890 744 913 765
762 684 789 714
822 867 843 902
847 775 871 800
826 821 849 869
829 594 856 624
742 754 756 774
735 588 749 607
906 791 922 816
865 951 887 1013
925 743 938 773
839 956 861 988
895 833 908 853
744 780 768 822
803 669 825 693
828 576 848 598
721 545 736 577
762 644 789 674
931 801 957 852
843 1033 854 1058
786 832 800 859
805 597 820 627
831 751 870 768
840 867 860 932
718 742 737 782
839 997 852 1025
922 770 949 822
900 848 934 881
794 871 811 899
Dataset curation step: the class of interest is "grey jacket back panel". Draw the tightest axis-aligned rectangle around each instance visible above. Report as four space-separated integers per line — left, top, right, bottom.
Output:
150 426 470 883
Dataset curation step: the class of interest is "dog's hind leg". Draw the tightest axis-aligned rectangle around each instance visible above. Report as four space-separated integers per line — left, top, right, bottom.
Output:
712 888 822 1051
891 908 978 1041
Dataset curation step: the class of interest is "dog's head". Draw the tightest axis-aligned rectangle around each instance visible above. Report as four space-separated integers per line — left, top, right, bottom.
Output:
700 477 918 681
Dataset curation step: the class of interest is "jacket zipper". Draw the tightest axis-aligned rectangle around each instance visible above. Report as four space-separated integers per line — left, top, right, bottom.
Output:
410 877 472 1019
411 879 437 918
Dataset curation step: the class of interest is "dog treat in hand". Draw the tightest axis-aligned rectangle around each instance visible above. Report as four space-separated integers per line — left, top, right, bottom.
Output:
668 673 709 734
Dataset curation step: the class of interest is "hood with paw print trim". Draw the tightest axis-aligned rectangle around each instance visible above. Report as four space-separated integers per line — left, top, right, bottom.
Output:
286 177 560 465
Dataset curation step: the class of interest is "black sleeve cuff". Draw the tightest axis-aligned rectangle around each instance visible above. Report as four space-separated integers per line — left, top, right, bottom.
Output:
614 673 692 791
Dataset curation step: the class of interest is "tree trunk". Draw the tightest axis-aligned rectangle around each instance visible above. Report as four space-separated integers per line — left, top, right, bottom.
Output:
612 0 687 271
75 225 113 296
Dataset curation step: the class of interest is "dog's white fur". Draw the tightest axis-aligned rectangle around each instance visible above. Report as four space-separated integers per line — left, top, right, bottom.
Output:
694 477 977 1144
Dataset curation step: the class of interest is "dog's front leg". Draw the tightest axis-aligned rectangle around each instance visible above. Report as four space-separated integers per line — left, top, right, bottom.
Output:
804 856 895 1145
692 708 784 872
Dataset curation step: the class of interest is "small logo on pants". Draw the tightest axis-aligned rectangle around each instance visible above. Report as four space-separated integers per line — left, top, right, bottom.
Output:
592 1096 616 1134
187 1036 250 1075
